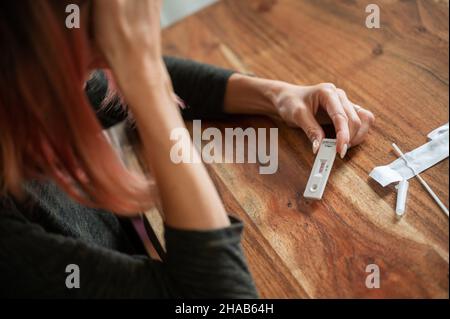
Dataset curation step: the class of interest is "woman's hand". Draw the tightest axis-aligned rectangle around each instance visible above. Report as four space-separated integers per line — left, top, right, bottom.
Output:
271 82 375 158
93 0 163 64
92 0 175 113
92 0 170 101
225 75 375 158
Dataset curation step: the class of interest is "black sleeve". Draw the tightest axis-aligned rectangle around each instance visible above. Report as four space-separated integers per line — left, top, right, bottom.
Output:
85 70 128 129
0 211 258 299
164 56 235 120
85 57 235 129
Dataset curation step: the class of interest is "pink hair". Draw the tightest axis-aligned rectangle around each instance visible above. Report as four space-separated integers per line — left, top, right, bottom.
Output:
0 0 155 215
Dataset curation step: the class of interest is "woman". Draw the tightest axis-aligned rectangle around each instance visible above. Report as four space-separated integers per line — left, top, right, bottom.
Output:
0 0 374 298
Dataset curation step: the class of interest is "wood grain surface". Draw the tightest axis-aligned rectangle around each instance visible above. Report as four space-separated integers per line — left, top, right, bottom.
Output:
145 0 449 298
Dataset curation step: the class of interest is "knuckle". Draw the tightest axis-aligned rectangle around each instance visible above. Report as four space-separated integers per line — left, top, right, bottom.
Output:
305 126 319 140
367 111 375 125
361 109 375 125
290 106 303 119
336 88 346 96
355 105 375 125
334 112 348 123
322 82 337 90
278 106 290 118
319 82 337 94
353 117 362 130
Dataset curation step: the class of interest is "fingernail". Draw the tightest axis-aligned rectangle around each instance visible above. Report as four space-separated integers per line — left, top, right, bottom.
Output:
312 139 320 154
340 144 348 159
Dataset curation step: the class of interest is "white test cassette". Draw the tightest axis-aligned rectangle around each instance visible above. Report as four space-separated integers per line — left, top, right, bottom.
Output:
303 138 337 200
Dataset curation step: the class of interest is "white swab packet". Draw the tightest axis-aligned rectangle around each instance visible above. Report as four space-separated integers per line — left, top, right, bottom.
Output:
370 123 449 187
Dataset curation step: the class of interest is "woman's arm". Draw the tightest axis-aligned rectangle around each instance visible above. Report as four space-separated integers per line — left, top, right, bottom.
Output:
93 0 230 229
122 61 231 230
85 57 234 129
164 56 234 120
0 205 256 298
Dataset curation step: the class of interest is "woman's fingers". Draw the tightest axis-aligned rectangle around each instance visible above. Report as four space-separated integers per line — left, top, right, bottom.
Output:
317 83 350 158
92 0 168 109
270 81 374 156
336 86 374 147
316 84 375 156
337 89 362 146
349 105 375 147
291 105 326 154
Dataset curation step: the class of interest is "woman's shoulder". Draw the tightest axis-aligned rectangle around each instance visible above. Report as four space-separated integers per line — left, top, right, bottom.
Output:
0 196 26 220
0 197 35 238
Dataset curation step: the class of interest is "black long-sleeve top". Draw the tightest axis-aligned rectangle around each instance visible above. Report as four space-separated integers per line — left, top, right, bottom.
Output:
0 56 258 298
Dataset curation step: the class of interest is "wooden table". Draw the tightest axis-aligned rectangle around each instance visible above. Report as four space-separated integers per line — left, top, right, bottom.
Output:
144 0 449 298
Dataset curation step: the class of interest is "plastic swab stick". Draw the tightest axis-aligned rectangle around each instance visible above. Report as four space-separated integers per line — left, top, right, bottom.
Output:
392 143 449 217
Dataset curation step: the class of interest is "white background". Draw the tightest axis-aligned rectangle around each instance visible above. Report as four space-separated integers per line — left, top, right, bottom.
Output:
161 0 218 28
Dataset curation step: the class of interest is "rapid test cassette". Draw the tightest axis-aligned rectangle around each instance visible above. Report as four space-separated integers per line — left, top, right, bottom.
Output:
303 139 337 200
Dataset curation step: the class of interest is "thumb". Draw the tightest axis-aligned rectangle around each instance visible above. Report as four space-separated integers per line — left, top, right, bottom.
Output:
293 109 325 154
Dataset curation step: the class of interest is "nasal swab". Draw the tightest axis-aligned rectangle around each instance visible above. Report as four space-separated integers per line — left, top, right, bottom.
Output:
392 143 449 217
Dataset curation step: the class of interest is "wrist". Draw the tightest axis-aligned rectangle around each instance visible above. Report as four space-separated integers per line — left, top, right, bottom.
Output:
121 57 167 87
224 73 282 116
114 58 171 109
